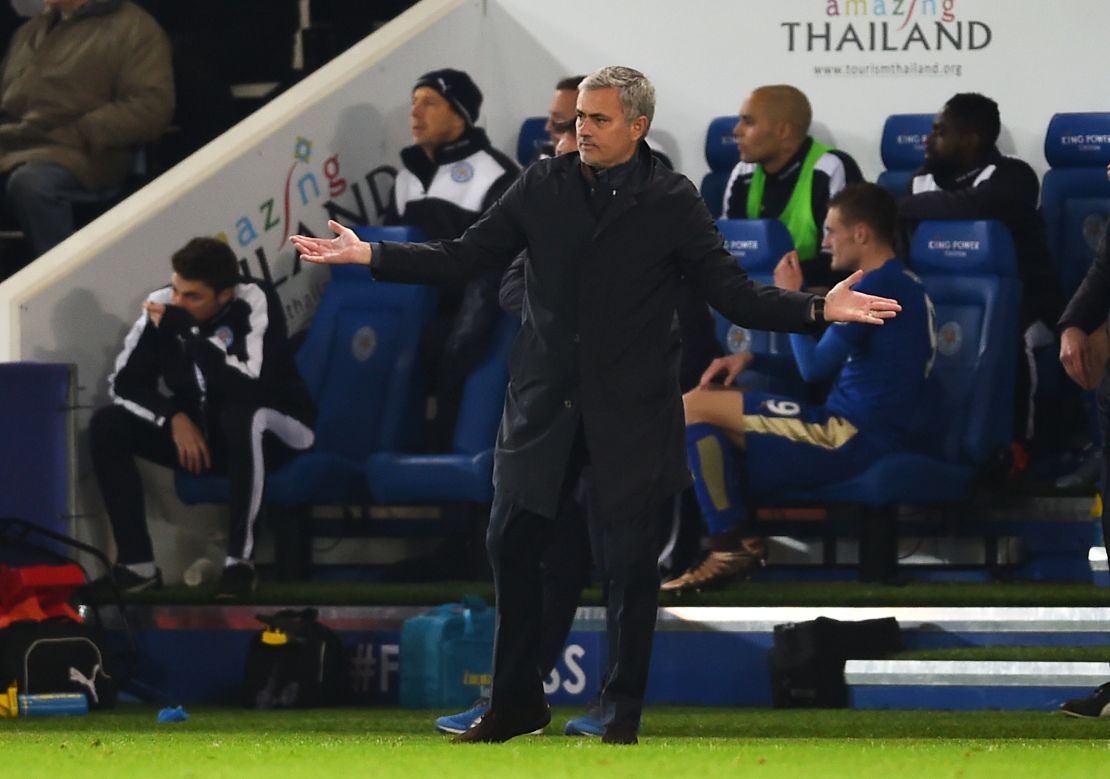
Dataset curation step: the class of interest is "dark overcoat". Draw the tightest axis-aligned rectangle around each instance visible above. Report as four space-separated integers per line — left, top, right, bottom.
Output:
372 142 817 520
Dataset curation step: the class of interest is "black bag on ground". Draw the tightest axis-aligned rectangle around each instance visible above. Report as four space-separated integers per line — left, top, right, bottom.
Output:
241 607 347 708
767 616 901 708
0 617 117 709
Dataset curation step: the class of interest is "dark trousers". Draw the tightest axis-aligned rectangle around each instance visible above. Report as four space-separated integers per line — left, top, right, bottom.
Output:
536 476 596 679
89 403 313 564
486 443 665 728
1099 373 1110 558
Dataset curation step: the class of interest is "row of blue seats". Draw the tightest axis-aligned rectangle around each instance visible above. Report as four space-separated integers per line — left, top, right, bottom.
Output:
174 226 517 573
700 110 1110 303
172 216 1015 572
719 217 1021 579
715 218 1018 507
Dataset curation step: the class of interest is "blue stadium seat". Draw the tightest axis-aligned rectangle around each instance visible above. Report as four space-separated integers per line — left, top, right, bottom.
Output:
1041 112 1110 299
876 113 933 195
713 219 804 396
713 219 793 355
766 220 1020 506
174 225 437 571
0 362 73 563
701 116 739 218
516 116 548 166
365 312 518 504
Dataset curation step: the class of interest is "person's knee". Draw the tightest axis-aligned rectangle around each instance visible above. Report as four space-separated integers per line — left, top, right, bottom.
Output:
485 520 504 565
683 386 722 425
90 405 129 452
6 162 63 203
217 403 257 446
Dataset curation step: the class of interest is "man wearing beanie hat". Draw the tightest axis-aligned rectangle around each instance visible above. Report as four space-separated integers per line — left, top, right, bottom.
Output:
387 67 519 449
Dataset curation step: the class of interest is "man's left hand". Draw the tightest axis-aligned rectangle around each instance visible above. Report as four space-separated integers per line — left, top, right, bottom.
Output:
773 251 803 292
143 301 165 327
823 270 901 325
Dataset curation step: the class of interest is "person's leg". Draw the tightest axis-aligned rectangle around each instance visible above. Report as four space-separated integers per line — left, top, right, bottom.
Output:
218 403 314 566
484 495 550 711
537 474 594 678
436 490 558 737
441 474 595 737
594 498 669 741
4 160 86 256
89 405 180 566
663 386 764 591
1097 373 1110 559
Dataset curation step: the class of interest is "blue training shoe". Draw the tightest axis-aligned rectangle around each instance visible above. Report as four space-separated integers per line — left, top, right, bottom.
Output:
435 699 489 735
564 712 604 737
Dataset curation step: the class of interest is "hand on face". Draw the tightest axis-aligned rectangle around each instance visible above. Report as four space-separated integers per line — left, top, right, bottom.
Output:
143 301 165 327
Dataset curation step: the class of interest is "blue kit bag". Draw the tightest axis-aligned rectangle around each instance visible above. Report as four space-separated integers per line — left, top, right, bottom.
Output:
399 595 494 708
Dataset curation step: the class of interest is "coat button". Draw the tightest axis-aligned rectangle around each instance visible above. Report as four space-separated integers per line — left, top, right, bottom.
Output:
572 333 581 343
563 399 574 409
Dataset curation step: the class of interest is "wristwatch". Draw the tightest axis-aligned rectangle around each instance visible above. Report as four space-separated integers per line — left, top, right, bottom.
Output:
810 296 826 324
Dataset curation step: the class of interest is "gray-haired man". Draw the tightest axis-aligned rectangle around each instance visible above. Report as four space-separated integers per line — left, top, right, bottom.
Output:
292 66 899 744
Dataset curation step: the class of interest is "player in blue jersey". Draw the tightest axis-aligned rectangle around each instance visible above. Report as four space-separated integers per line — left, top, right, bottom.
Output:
663 182 936 592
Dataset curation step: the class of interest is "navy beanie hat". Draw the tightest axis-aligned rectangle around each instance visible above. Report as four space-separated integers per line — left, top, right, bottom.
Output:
413 68 483 125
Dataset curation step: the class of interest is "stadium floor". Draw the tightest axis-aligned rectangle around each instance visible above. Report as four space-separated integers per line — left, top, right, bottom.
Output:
4 706 1110 778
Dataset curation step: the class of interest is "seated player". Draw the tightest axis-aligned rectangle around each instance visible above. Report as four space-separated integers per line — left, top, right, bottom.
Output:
89 237 316 599
664 183 935 592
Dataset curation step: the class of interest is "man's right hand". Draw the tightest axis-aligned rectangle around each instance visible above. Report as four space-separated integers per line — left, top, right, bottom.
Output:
171 413 211 475
698 353 753 389
290 220 372 266
1060 326 1093 390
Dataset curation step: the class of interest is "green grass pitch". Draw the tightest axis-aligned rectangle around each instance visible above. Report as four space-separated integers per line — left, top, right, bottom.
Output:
4 706 1110 778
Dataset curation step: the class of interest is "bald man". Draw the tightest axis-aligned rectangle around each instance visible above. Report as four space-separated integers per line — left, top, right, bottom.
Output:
723 85 863 290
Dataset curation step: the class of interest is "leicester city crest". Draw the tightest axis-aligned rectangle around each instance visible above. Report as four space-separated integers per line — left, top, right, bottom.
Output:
937 321 963 356
450 161 475 183
352 325 378 362
214 325 234 348
726 325 752 355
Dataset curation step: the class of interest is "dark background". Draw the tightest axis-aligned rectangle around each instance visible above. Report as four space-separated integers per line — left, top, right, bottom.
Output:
0 0 419 171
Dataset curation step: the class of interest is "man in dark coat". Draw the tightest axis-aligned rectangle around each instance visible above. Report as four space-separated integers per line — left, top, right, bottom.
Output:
291 66 900 745
1057 165 1110 718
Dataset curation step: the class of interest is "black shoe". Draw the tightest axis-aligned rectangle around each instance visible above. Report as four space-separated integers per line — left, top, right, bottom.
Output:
601 723 639 745
112 564 163 593
214 563 256 601
453 702 550 743
1060 682 1110 718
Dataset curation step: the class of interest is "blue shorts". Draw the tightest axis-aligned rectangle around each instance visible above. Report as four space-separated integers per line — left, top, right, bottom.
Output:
741 391 886 496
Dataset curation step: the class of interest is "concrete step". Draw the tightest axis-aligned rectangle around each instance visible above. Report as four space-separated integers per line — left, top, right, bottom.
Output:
847 659 1110 710
113 604 1110 707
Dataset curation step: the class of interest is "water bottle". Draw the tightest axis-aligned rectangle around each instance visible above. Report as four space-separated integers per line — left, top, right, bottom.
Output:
183 557 218 587
0 684 88 717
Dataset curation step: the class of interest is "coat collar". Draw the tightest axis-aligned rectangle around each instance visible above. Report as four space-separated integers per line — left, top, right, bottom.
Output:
585 141 655 240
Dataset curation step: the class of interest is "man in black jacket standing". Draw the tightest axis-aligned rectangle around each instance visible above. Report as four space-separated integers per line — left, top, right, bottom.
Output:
292 66 899 744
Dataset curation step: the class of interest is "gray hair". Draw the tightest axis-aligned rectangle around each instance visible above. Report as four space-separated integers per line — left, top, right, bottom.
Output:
580 66 655 129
